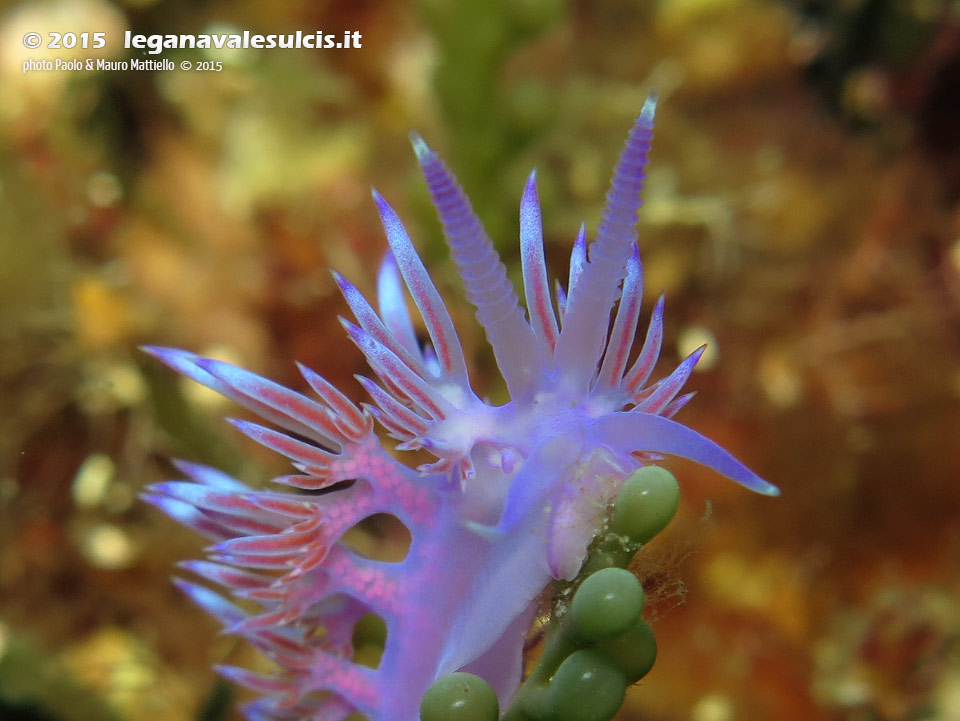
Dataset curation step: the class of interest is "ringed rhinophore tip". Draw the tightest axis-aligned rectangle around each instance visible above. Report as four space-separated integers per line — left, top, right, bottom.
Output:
640 90 658 122
409 130 433 165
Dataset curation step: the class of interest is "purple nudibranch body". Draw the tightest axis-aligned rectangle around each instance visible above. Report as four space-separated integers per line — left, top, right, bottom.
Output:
144 94 778 721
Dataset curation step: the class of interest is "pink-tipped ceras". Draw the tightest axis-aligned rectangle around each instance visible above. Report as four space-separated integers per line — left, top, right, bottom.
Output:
144 94 778 721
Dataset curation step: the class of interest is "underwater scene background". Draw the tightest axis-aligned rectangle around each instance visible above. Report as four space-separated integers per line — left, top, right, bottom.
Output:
1 1 959 720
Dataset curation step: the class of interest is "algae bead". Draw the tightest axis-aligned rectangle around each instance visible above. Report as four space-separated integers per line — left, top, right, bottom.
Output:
571 567 645 642
598 621 658 683
547 649 626 721
419 672 499 721
612 466 680 544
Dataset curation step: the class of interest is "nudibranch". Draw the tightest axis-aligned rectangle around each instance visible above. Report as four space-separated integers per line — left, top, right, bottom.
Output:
144 93 778 721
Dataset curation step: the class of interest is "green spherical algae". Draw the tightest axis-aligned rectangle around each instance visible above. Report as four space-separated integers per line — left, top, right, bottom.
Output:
598 620 658 683
352 612 387 646
547 649 627 721
420 672 499 721
571 567 645 642
611 466 680 544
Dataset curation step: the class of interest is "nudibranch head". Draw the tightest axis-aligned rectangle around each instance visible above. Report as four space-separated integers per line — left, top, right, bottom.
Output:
144 93 777 721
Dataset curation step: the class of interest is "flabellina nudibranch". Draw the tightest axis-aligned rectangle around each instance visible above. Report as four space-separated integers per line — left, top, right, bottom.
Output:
143 93 779 721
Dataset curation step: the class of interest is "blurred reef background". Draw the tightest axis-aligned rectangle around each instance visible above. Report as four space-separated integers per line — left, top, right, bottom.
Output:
2 0 960 719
